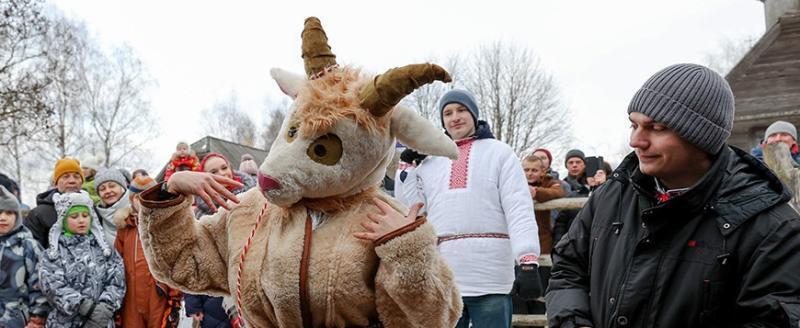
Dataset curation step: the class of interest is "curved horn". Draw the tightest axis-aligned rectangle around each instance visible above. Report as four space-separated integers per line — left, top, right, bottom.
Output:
358 63 452 117
301 17 337 78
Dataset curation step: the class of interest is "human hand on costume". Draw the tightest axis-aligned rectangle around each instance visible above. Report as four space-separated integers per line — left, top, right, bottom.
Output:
166 171 242 212
191 312 204 321
353 199 422 241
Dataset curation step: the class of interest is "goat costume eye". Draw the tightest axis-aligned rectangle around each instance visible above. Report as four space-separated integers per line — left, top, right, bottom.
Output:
307 134 342 165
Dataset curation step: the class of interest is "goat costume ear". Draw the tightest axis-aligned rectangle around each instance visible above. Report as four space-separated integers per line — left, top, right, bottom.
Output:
391 105 458 160
270 68 306 99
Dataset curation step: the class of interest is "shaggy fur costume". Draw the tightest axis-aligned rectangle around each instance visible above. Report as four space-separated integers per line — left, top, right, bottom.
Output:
138 188 460 327
138 17 462 328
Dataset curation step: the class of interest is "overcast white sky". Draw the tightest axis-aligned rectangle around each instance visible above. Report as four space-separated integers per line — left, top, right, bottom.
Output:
49 0 766 172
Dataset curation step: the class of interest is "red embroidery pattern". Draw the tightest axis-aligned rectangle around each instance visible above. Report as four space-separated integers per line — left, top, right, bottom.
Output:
449 138 475 189
519 254 539 264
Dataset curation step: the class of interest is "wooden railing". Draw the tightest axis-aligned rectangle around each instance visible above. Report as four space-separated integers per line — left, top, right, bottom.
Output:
534 197 588 211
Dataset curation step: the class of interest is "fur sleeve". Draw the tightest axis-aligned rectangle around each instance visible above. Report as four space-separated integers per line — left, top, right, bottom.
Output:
137 192 231 296
373 220 463 327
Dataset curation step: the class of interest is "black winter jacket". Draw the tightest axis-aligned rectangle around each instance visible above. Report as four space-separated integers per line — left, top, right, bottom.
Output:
546 146 800 328
23 189 59 248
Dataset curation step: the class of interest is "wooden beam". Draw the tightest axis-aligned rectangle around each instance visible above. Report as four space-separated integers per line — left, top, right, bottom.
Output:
512 315 548 327
535 197 588 211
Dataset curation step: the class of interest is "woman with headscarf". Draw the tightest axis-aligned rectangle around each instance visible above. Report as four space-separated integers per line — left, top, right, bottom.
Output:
93 168 130 245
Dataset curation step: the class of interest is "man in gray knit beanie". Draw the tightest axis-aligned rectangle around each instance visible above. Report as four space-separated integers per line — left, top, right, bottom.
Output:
751 120 800 164
547 63 800 327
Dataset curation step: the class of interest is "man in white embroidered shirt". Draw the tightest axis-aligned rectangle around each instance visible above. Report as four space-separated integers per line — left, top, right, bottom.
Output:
397 89 542 328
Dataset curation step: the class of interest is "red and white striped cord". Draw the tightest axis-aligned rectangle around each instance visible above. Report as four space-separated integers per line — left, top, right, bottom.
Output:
236 201 270 322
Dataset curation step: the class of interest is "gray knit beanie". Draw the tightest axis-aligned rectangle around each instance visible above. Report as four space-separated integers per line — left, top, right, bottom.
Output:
764 121 797 142
94 168 129 190
564 149 586 167
0 186 21 234
439 89 480 127
628 63 734 154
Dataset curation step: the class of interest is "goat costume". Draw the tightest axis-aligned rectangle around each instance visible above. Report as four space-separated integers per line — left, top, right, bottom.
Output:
137 17 463 327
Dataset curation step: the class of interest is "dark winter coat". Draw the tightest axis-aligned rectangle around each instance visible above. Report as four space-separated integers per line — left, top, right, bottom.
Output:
0 204 49 326
553 174 591 246
185 295 231 328
23 189 59 248
546 146 800 328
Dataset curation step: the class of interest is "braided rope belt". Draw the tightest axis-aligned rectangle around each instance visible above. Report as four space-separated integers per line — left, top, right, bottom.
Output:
437 233 510 245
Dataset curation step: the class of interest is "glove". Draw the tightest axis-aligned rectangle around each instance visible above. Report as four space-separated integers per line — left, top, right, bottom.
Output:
512 263 543 301
400 149 427 166
84 302 115 328
78 299 96 317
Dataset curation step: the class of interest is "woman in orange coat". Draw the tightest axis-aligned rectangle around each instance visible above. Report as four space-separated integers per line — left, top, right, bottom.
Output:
114 176 182 327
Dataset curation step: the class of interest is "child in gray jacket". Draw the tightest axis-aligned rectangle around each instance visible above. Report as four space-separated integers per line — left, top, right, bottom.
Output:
0 186 49 327
38 191 125 328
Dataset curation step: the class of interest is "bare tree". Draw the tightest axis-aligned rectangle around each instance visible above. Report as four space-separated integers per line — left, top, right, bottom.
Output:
82 45 158 168
202 92 258 146
703 36 757 76
33 14 92 162
260 98 289 151
463 42 569 153
0 0 52 146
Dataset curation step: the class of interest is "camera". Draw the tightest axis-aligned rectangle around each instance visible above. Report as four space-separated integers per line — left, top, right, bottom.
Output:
585 156 604 177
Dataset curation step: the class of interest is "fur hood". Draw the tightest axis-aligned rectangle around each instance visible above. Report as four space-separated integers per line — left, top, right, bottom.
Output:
113 204 134 229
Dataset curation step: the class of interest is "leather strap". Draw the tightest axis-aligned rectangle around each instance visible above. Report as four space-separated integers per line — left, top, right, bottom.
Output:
300 215 313 328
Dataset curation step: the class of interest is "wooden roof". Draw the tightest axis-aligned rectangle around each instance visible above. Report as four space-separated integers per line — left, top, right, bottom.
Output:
155 136 268 181
727 12 800 148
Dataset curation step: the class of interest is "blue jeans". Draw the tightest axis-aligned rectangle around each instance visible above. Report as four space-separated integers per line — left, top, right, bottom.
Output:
455 294 513 328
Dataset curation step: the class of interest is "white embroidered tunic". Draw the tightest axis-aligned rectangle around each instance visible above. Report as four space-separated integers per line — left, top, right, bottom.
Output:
397 138 539 296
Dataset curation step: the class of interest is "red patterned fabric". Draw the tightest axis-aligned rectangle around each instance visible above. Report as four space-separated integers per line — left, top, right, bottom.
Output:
449 138 475 189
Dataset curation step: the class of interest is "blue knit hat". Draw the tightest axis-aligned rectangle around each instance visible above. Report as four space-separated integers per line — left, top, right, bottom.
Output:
439 89 480 127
